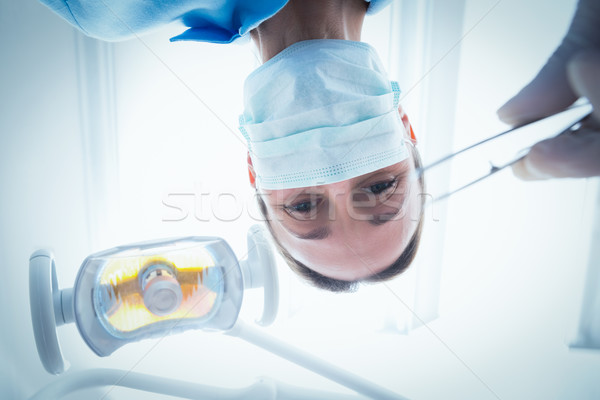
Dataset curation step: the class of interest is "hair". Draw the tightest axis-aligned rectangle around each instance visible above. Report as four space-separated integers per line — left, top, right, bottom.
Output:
257 143 426 293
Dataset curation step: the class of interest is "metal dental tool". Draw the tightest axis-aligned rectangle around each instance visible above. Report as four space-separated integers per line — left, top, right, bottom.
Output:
414 102 593 202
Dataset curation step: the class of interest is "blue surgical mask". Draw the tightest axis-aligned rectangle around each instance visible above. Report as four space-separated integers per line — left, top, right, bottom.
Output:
239 39 409 190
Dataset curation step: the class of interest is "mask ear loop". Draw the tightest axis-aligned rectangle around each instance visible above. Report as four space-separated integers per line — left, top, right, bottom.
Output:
398 108 417 145
247 152 256 188
409 124 417 145
239 114 258 188
391 81 417 146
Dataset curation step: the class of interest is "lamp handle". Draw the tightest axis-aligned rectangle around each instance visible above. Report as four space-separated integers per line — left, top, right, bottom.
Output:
29 250 72 375
240 225 279 326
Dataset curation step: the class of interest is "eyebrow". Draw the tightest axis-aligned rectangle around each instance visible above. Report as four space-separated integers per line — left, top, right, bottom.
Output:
368 212 399 227
288 212 398 240
289 226 331 240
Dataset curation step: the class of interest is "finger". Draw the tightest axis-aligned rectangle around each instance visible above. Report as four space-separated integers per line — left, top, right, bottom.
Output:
497 51 579 126
567 50 600 123
512 128 600 180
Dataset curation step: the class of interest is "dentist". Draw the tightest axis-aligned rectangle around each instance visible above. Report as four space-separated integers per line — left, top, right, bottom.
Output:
40 0 426 292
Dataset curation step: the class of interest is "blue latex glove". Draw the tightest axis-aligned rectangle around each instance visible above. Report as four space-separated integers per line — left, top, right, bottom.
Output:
497 0 600 180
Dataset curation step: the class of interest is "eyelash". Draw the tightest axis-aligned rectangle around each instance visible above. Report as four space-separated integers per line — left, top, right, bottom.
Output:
285 199 320 214
365 178 398 195
284 177 399 214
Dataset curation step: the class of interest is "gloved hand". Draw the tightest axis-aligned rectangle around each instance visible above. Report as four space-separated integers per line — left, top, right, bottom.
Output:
497 0 600 180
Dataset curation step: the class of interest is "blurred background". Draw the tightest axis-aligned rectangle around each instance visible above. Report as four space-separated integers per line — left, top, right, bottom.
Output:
1 0 599 398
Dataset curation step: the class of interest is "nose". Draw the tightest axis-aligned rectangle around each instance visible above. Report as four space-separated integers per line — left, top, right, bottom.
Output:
326 181 362 239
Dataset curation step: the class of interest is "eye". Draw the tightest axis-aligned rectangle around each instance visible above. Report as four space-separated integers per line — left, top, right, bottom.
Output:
283 197 322 218
366 179 397 195
286 201 315 214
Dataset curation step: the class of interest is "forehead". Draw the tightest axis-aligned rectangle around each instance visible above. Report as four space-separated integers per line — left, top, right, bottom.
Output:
267 196 422 280
277 212 418 280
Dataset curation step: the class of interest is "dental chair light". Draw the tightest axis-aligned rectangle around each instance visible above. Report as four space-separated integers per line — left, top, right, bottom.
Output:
30 226 405 400
30 225 278 374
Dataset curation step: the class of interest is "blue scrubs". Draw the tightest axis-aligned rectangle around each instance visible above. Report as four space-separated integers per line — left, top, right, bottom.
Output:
39 0 393 43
